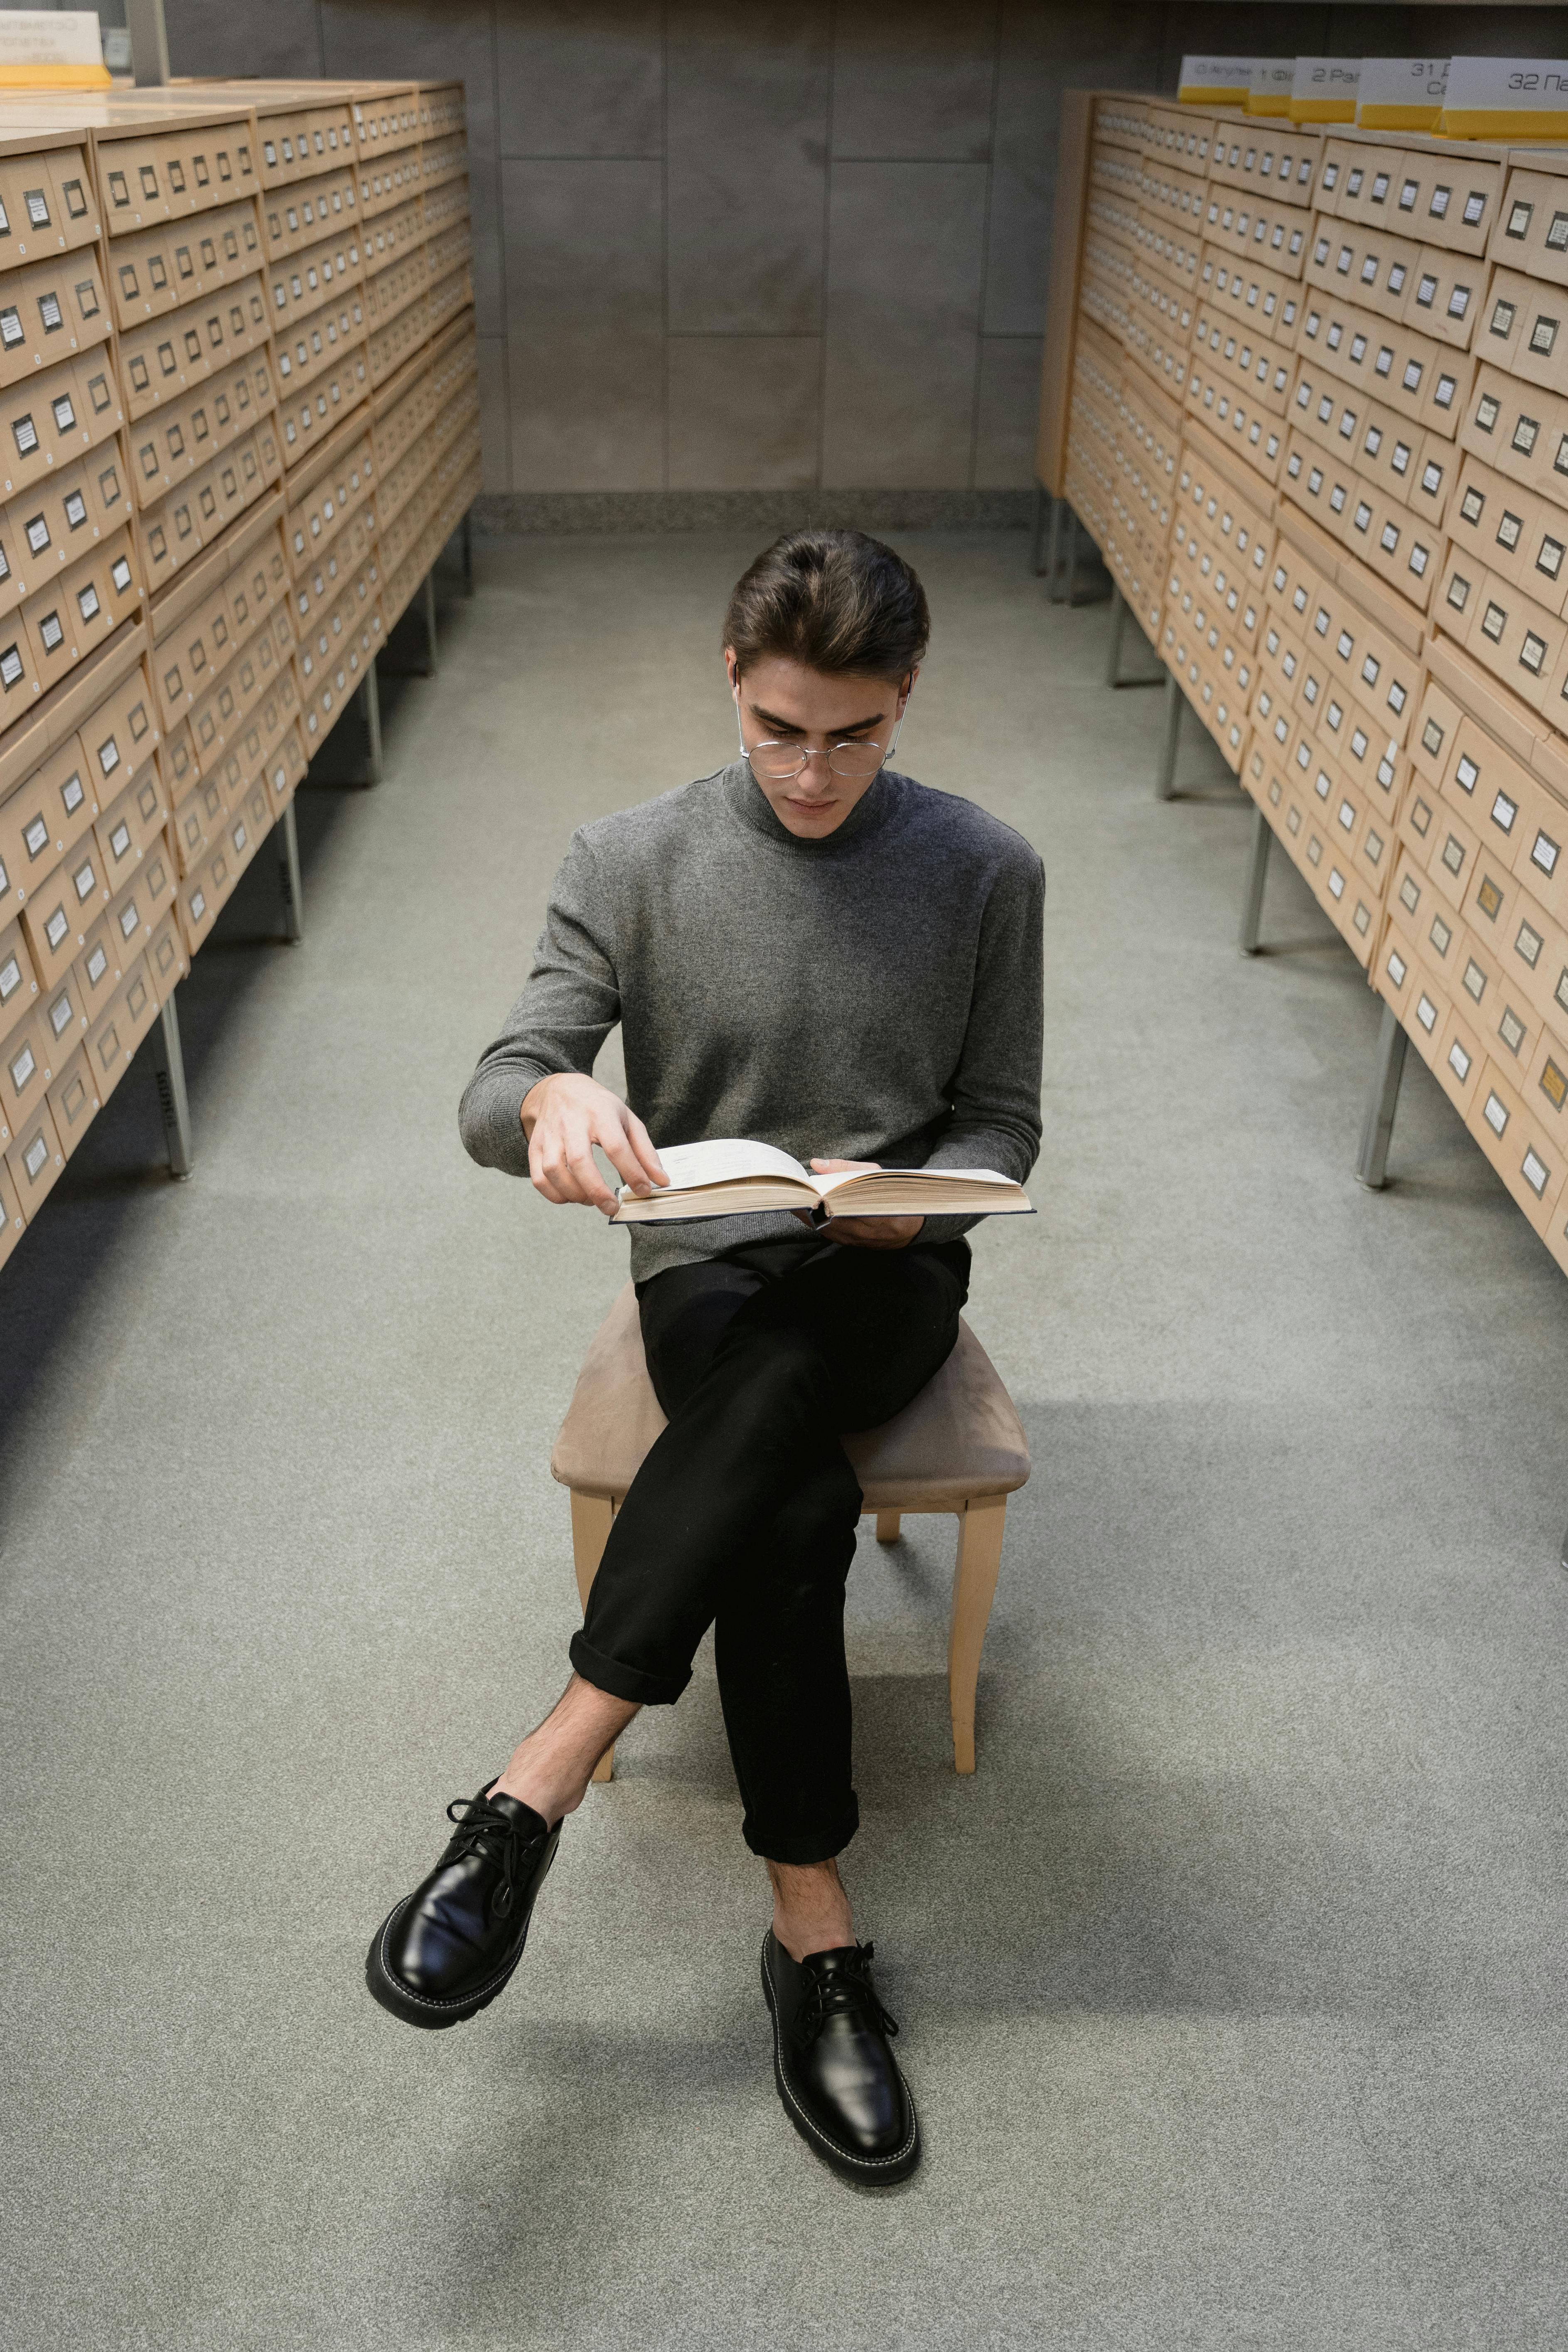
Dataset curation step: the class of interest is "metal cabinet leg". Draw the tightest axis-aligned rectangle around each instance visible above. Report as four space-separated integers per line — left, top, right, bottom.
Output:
1239 803 1271 955
360 658 383 785
150 990 193 1180
1067 515 1090 606
1046 496 1067 602
1067 516 1110 609
1156 670 1184 800
461 508 474 596
420 571 437 677
276 799 303 941
1355 1001 1410 1190
1030 482 1049 576
1104 587 1126 687
1106 592 1165 688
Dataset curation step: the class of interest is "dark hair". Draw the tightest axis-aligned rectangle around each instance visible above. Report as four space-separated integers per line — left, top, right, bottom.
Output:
723 528 929 683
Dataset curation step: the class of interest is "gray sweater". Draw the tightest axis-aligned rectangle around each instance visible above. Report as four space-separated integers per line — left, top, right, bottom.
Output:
459 760 1045 1281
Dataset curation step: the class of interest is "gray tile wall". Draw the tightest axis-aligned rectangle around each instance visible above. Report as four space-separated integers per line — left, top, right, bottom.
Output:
158 0 1564 497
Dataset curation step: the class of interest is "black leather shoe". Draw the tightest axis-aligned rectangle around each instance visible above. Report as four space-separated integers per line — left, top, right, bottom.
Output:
761 1930 919 2183
366 1785 560 2029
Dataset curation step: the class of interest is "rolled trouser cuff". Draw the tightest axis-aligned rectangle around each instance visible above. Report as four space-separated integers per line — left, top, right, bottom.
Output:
742 1791 860 1866
569 1632 691 1707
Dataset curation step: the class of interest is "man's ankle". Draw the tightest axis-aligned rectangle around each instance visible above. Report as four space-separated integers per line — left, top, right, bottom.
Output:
768 1859 855 1961
772 1909 856 1963
488 1766 584 1826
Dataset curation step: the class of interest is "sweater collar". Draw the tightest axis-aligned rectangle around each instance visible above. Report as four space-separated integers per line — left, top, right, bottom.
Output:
720 758 899 853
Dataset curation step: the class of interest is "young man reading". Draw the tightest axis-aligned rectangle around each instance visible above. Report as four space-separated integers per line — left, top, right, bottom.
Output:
367 530 1045 2184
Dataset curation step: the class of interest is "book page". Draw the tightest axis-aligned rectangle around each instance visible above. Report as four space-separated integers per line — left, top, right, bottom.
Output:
634 1138 814 1194
812 1165 1014 1194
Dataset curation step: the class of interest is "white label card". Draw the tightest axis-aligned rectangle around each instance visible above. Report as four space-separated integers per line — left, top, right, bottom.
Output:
1358 58 1449 111
1445 56 1568 114
1293 57 1362 102
1177 56 1278 96
0 13 106 69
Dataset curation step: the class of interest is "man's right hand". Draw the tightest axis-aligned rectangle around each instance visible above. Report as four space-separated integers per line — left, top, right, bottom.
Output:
521 1072 668 1217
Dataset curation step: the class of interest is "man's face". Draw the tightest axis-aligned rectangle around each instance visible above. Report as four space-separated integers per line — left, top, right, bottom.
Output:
725 651 914 840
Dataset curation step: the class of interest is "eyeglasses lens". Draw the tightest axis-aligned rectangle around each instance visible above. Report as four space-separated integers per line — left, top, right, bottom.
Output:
749 740 884 782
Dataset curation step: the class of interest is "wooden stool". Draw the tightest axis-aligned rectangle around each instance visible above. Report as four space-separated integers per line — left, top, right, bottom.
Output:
550 1282 1030 1779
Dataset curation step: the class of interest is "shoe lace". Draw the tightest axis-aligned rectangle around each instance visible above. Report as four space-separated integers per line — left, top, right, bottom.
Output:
444 1795 536 1917
793 1942 900 2050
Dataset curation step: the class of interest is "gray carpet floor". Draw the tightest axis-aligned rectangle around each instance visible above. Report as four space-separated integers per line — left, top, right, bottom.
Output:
3 532 1566 2352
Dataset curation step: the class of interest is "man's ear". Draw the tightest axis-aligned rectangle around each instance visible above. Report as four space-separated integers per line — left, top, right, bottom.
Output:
724 646 740 699
897 664 920 715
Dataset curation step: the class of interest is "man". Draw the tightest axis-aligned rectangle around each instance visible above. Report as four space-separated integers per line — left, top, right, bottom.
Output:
366 529 1044 2185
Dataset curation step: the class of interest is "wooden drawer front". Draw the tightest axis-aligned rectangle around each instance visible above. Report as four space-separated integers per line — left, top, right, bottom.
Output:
425 220 472 280
291 532 378 628
1495 170 1568 295
81 661 160 806
100 130 257 236
0 734 98 909
1322 144 1501 257
1296 297 1472 440
278 347 369 466
106 830 176 963
419 133 468 192
152 521 288 729
169 771 222 873
261 168 359 261
0 150 97 263
284 433 375 574
364 243 428 334
421 176 469 236
426 264 470 341
352 94 420 157
266 224 364 330
258 107 356 189
274 292 366 401
20 524 139 688
356 150 423 221
93 755 168 884
0 444 126 622
128 351 276 504
118 273 270 423
187 608 295 765
0 354 121 507
1305 216 1423 310
139 423 281 593
1287 361 1455 533
109 199 263 328
21 836 109 988
361 197 423 273
0 251 110 388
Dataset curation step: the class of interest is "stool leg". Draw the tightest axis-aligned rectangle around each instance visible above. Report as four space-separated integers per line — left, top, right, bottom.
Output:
949 1495 1007 1775
570 1491 618 1783
875 1510 902 1543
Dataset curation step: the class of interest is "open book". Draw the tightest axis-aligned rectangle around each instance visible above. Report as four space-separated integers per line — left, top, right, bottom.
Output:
610 1138 1032 1224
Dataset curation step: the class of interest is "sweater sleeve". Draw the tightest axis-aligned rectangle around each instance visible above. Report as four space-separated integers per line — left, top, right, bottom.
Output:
457 831 621 1179
917 842 1045 1245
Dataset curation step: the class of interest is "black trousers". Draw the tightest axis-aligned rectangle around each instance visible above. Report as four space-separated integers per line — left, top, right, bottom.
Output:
568 1234 970 1864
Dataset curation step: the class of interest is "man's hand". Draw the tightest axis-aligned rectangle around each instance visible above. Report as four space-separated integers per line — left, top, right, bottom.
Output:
800 1158 924 1251
522 1073 668 1217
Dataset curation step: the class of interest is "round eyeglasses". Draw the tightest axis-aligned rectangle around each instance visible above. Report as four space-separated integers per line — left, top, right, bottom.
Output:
746 738 887 784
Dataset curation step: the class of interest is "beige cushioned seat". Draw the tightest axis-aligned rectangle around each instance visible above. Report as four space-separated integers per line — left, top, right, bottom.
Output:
552 1282 1029 1774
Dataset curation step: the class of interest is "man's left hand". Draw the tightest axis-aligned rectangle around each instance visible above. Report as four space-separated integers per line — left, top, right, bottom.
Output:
797 1159 924 1251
